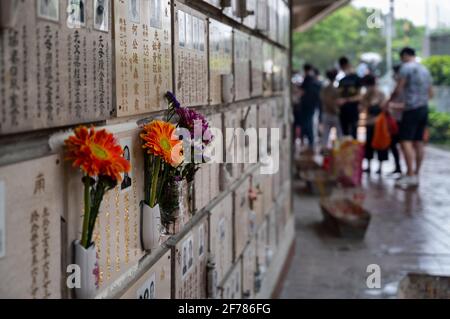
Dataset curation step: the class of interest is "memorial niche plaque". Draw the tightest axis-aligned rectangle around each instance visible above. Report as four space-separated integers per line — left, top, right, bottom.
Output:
220 260 242 299
0 0 113 135
114 0 172 116
250 36 263 97
174 2 208 107
120 250 171 299
268 0 278 42
243 0 257 30
209 194 233 287
242 239 256 298
173 216 209 299
262 42 273 95
209 19 232 105
202 0 221 8
256 0 269 32
66 125 145 293
207 113 221 201
234 177 250 260
233 30 250 101
0 155 63 299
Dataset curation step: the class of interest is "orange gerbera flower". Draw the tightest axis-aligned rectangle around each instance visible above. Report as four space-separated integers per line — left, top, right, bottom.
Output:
141 120 184 167
65 126 131 181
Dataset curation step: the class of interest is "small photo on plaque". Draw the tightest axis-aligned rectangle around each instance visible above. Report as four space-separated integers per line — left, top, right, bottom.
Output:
185 13 192 49
120 137 133 191
199 20 205 52
149 0 162 29
94 0 109 32
192 17 199 51
198 224 205 257
182 239 188 277
67 0 86 27
219 218 226 240
188 236 194 269
178 10 186 47
37 0 59 22
137 273 156 299
128 0 140 23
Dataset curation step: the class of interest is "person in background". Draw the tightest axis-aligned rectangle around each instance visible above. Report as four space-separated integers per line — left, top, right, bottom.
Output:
386 65 404 175
298 63 322 149
320 68 342 149
389 47 433 187
337 57 363 139
361 74 388 174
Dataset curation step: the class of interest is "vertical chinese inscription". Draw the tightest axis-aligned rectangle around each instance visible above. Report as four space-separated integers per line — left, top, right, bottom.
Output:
114 0 172 117
0 0 113 135
0 155 62 298
175 3 208 107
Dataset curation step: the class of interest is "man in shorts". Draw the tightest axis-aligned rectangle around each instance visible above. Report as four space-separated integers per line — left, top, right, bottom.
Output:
390 48 433 187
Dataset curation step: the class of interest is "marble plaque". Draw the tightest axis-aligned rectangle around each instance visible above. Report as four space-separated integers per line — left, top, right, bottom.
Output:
278 0 290 47
120 250 171 299
263 42 273 95
241 104 258 171
250 173 265 227
243 0 257 29
267 209 278 268
202 0 221 8
233 30 250 101
222 108 242 189
273 47 288 92
173 215 209 299
209 19 232 105
0 0 113 135
114 0 172 116
207 113 222 201
0 154 63 299
250 36 263 97
220 260 242 299
209 194 233 286
256 0 269 32
66 125 145 294
262 174 273 215
256 218 268 276
241 238 256 298
194 165 207 213
268 0 278 42
234 177 250 260
174 2 208 107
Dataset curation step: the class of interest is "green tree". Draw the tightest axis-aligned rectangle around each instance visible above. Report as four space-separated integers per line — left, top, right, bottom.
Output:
292 6 425 74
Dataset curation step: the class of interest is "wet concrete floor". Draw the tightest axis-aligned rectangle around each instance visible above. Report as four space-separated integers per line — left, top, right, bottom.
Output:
280 146 450 298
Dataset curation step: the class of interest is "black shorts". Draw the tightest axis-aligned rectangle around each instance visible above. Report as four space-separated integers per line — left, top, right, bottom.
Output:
399 106 428 142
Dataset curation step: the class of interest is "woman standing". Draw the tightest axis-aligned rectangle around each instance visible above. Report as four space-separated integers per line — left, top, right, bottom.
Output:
361 75 388 174
320 69 342 149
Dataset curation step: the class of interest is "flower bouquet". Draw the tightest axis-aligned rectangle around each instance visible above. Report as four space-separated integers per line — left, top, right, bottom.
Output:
140 92 213 241
65 126 130 299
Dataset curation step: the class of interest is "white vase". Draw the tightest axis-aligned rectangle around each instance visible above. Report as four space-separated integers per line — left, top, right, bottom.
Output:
141 202 161 252
74 241 98 299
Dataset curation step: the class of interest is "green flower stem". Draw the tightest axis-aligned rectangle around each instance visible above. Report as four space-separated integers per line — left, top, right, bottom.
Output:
150 157 161 208
81 175 91 249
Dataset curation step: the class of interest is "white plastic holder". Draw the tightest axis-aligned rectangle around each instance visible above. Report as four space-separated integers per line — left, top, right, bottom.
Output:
74 240 99 299
141 202 161 252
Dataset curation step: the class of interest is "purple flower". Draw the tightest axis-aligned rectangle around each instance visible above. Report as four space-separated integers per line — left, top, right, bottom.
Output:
176 107 214 145
165 91 181 109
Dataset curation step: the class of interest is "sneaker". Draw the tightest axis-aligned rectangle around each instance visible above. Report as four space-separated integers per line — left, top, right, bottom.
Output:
395 175 419 188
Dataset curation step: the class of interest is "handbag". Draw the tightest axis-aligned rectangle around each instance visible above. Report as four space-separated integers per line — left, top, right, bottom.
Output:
372 113 391 150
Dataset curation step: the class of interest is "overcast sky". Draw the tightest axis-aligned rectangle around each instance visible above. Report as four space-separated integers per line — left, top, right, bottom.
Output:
352 0 450 29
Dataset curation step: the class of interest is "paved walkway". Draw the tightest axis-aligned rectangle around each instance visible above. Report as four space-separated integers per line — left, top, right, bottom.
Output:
280 146 450 298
